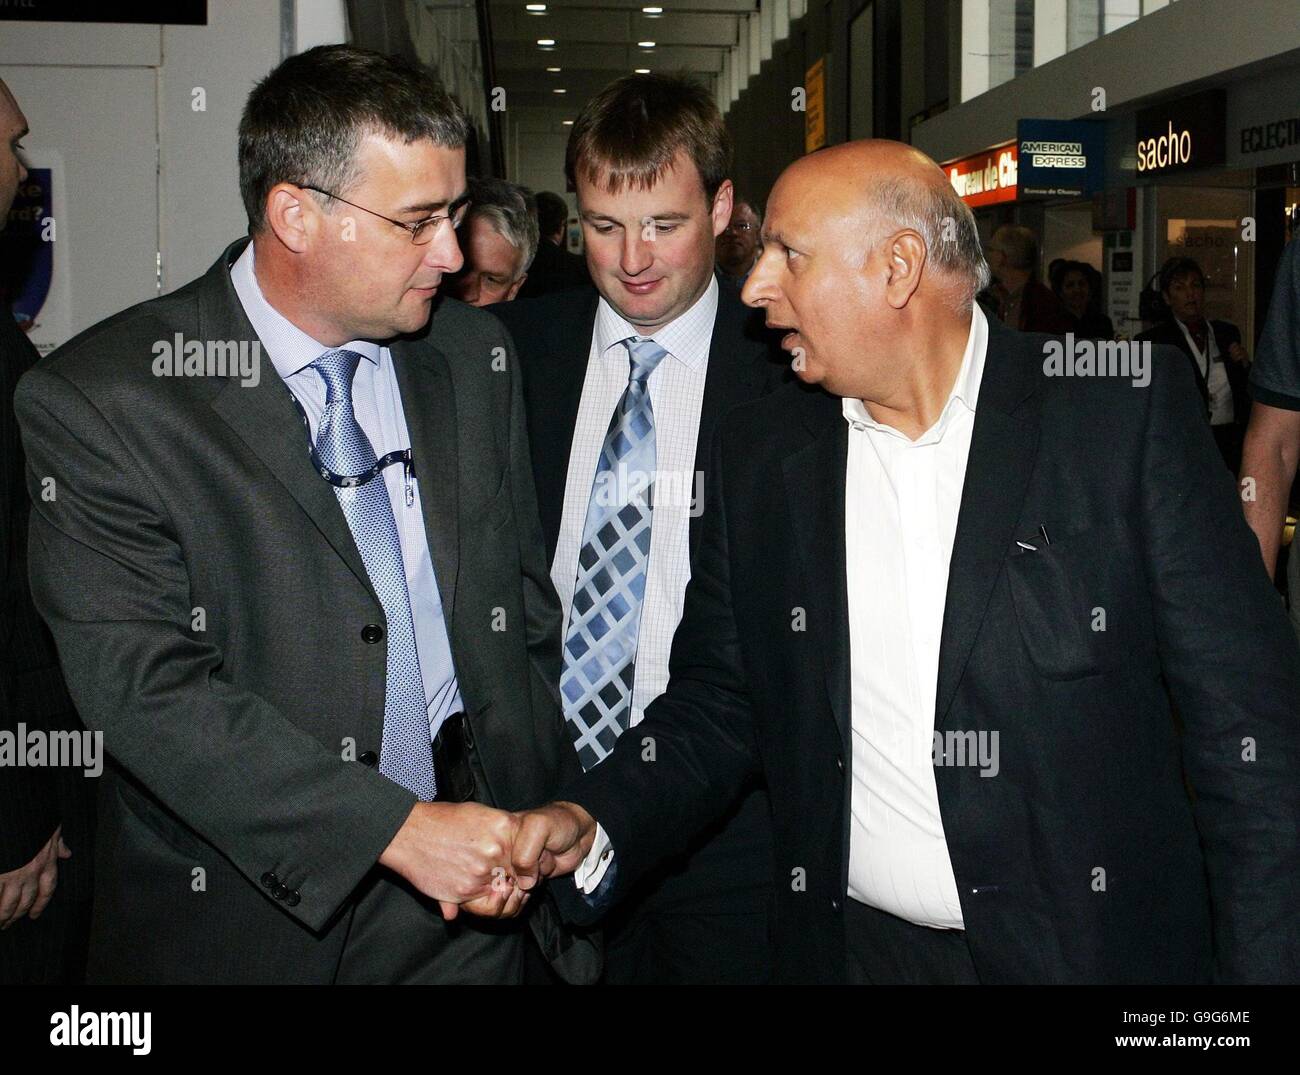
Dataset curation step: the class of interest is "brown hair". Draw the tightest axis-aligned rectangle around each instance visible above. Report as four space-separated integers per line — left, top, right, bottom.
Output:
565 73 731 203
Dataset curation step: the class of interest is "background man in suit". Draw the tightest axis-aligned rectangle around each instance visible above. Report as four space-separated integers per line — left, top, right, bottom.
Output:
515 191 591 299
513 140 1300 984
16 45 592 984
1136 256 1251 472
984 225 1073 334
490 73 782 984
444 176 538 307
715 197 762 285
1 76 94 984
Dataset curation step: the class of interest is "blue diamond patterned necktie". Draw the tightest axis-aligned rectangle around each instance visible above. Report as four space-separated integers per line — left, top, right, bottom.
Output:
560 336 669 770
311 349 436 800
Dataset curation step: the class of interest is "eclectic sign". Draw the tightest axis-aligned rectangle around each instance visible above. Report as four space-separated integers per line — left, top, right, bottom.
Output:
1135 89 1225 177
1227 65 1300 169
1016 119 1104 197
944 143 1018 207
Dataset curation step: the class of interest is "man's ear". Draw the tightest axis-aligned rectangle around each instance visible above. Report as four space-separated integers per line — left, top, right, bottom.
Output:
265 183 313 254
507 273 527 301
711 179 735 238
883 230 926 310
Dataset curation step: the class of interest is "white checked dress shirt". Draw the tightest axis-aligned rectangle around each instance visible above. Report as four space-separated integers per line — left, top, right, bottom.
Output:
552 276 718 726
565 275 718 892
843 305 988 930
230 243 463 743
1175 317 1234 425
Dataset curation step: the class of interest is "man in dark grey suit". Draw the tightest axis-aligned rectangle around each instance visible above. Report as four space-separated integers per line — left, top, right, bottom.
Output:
15 45 591 984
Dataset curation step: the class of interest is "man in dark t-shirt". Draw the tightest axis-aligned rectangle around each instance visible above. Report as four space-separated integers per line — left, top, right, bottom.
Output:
1242 237 1300 641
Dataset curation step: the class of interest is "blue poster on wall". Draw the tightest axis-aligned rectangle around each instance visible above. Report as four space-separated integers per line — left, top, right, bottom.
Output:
1016 119 1105 198
4 167 53 333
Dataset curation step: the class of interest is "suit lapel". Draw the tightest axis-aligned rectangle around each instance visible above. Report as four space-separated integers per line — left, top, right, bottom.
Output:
202 242 377 601
531 290 598 566
690 285 771 557
934 318 1041 727
391 334 460 624
781 390 851 741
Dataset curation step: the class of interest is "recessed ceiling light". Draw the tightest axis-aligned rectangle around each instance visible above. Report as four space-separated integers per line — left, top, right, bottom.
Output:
638 40 656 48
635 68 651 74
562 120 574 126
546 66 562 72
537 38 555 46
643 6 663 13
526 3 547 10
553 88 567 94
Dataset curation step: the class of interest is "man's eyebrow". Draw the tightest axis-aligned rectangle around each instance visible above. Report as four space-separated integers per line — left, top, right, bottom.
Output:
398 190 470 215
581 210 692 222
762 228 794 247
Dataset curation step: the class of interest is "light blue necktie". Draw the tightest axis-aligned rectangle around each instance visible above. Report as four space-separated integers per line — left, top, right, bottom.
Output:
311 349 436 800
560 336 669 770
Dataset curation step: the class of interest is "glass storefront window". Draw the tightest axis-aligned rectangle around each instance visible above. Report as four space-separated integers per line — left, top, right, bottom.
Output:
1152 184 1255 342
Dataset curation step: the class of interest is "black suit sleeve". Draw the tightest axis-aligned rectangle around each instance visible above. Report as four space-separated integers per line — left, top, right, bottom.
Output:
554 417 762 917
497 320 574 784
15 365 417 932
1138 345 1300 982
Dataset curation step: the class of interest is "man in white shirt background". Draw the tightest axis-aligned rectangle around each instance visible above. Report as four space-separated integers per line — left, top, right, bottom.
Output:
1136 256 1252 472
514 139 1300 984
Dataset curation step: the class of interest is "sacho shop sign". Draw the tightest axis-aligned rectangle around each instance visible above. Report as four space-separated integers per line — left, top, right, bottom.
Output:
1135 89 1225 177
945 143 1018 207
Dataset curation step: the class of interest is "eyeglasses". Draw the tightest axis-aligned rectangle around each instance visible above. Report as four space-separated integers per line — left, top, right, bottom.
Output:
302 185 471 244
723 221 756 234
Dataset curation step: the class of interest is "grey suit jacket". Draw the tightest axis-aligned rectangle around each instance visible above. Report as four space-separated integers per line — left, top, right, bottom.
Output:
14 238 597 983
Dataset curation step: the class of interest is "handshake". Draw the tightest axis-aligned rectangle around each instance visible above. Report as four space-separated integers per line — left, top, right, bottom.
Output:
377 800 600 920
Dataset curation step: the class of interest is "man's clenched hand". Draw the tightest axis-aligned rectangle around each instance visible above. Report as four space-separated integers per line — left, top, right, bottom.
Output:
378 802 527 920
511 802 598 892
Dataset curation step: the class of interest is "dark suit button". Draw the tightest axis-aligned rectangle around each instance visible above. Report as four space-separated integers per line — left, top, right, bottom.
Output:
359 750 378 767
286 890 301 907
836 756 844 774
261 872 277 889
830 898 841 912
273 884 289 901
361 624 384 644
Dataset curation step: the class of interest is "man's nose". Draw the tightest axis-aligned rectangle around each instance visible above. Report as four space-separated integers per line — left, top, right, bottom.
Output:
620 229 655 275
741 249 778 307
428 222 464 274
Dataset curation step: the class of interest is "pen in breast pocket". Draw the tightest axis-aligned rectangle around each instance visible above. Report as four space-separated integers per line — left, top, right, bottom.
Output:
1039 524 1051 546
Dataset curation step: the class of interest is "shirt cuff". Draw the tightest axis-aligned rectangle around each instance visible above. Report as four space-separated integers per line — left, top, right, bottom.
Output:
573 822 614 894
1249 381 1300 412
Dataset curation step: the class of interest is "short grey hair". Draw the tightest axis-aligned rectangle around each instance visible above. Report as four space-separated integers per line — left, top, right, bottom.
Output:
862 175 991 311
467 176 539 278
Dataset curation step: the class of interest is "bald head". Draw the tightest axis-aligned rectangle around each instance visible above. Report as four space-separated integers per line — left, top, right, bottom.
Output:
0 78 29 223
741 138 990 414
772 140 988 298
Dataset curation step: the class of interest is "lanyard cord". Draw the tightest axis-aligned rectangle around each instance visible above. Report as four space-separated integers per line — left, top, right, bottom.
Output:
286 387 415 504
